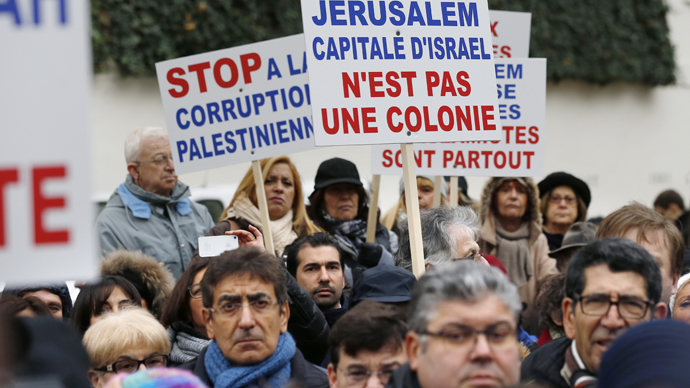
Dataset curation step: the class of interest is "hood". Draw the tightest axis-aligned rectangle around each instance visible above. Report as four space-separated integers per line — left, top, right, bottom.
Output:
479 177 542 244
2 283 73 321
100 249 174 318
124 174 191 205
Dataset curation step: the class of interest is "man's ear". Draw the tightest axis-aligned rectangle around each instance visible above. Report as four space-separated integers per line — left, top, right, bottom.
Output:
279 300 290 334
327 363 338 388
202 308 215 340
127 163 139 181
562 297 577 340
654 302 668 320
405 331 421 371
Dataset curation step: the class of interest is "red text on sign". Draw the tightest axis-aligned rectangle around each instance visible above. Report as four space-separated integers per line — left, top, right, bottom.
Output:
167 53 262 98
425 71 471 97
342 71 417 98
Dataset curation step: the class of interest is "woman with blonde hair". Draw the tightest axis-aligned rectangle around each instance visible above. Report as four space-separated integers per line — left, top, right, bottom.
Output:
217 155 320 256
382 176 449 236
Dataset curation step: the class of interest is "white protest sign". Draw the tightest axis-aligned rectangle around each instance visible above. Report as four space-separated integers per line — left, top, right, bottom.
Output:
301 0 503 146
489 10 531 59
155 34 316 175
0 0 97 283
371 58 546 177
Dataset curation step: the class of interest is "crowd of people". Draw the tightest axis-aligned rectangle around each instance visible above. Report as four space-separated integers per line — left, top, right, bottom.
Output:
2 126 690 388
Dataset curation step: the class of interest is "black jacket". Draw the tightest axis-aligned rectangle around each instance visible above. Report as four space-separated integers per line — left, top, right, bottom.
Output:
323 294 350 328
179 345 329 388
195 220 330 365
385 363 422 388
520 337 571 388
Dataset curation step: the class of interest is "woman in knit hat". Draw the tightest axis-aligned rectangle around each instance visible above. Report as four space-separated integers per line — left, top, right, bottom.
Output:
537 172 591 251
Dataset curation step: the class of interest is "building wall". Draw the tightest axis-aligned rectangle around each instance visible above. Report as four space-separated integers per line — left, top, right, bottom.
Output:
91 0 690 220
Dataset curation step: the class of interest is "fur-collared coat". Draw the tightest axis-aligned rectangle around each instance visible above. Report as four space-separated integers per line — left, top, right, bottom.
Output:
478 177 558 332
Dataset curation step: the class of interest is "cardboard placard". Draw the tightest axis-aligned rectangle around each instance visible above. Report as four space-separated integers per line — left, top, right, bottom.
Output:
301 0 503 146
155 34 316 175
488 10 532 59
371 58 546 177
0 0 97 283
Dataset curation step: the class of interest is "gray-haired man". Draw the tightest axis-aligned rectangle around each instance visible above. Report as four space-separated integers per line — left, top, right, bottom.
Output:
386 261 522 388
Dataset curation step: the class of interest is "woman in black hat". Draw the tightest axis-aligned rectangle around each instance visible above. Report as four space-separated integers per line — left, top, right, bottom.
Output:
537 172 591 251
307 158 397 282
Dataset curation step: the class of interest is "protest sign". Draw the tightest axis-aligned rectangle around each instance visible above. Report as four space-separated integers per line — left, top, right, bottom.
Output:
0 0 97 283
301 0 503 146
488 10 531 59
155 34 316 176
371 58 546 177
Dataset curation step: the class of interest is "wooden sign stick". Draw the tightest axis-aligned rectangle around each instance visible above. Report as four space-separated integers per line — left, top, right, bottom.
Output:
252 160 275 255
433 176 443 207
449 176 459 207
366 174 381 243
401 143 425 278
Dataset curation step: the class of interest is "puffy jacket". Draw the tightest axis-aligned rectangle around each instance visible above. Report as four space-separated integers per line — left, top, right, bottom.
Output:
96 175 214 279
195 220 330 366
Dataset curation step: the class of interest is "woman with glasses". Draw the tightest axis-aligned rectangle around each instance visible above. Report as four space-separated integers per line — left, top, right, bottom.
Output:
537 172 591 251
71 276 143 337
83 307 170 388
159 257 212 366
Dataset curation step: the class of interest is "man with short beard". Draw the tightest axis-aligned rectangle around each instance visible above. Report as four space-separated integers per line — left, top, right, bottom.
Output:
286 233 348 327
521 238 667 388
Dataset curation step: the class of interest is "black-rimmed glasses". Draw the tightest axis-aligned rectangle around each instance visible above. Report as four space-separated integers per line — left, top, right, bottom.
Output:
575 294 652 319
188 283 202 299
95 354 168 374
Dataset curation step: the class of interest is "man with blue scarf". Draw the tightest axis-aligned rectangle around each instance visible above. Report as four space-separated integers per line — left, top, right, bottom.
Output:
180 247 329 388
96 127 214 279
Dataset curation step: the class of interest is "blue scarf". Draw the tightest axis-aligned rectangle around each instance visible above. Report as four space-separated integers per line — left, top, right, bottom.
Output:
204 333 296 388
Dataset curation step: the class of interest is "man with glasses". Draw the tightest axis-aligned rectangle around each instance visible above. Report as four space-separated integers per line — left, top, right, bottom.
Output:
386 261 522 388
521 238 667 388
180 247 329 388
96 126 214 279
328 301 408 388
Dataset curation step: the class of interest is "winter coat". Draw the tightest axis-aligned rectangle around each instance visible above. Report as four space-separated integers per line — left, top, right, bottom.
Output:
193 220 331 366
520 336 571 388
2 283 73 320
478 177 559 333
178 345 329 388
96 175 214 279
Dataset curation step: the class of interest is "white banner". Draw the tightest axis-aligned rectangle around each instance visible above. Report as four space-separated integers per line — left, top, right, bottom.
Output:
155 34 316 175
489 10 531 59
0 0 97 283
301 0 503 146
372 58 546 177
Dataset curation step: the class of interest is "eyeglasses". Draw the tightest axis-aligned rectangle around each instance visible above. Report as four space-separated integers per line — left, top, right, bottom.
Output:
454 252 485 262
575 294 652 320
339 365 400 385
95 354 168 374
137 153 173 167
208 298 280 318
188 283 202 299
421 323 516 350
549 195 576 205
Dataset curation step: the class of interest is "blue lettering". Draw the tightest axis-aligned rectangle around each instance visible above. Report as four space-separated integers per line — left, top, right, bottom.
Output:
176 141 188 162
277 121 289 143
469 37 480 59
327 38 340 60
339 37 351 59
200 136 213 158
312 1 327 25
370 38 383 59
434 37 444 59
304 116 314 137
508 64 523 79
349 0 367 25
266 90 279 111
313 37 325 60
191 105 206 127
212 133 225 156
290 119 303 141
505 84 516 99
252 93 265 115
236 96 251 118
235 128 248 150
441 2 456 26
256 125 270 147
176 108 190 130
480 37 491 59
367 1 386 26
388 1 404 26
330 0 346 25
34 0 66 25
407 1 425 25
495 64 505 79
289 86 304 108
287 54 301 75
0 0 21 25
445 38 458 59
207 103 222 124
458 2 478 26
305 84 311 105
267 58 282 79
221 99 237 120
425 2 441 26
189 139 202 161
411 37 423 59
382 37 394 59
394 37 405 59
509 104 520 119
224 131 237 153
457 38 469 59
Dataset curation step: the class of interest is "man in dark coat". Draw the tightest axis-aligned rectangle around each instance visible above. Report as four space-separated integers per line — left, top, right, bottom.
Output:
521 238 667 388
179 247 328 388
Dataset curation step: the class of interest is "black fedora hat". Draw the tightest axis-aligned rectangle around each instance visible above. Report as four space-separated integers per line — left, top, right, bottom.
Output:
314 157 363 191
538 172 591 207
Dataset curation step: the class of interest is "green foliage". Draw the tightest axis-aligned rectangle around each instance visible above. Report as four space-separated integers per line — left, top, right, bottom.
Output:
92 0 675 85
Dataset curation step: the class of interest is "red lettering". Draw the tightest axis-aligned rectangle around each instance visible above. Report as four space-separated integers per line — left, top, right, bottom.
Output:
509 151 520 169
405 107 422 132
322 109 339 135
342 108 360 134
424 150 434 167
382 150 393 168
239 53 261 84
443 151 453 168
33 166 68 244
413 150 422 168
385 72 401 97
494 151 506 169
481 151 492 168
369 72 384 97
503 126 514 143
423 107 437 132
456 71 471 96
188 62 211 93
515 126 526 144
362 107 378 133
213 58 239 89
400 71 416 96
490 21 498 37
395 150 403 167
342 72 361 98
0 168 19 247
425 71 439 96
468 151 480 168
167 68 189 98
501 46 511 57
482 106 496 131
528 126 539 144
387 107 403 132
440 72 457 96
439 106 454 131
524 151 534 169
454 151 466 168
473 106 480 131
456 106 472 130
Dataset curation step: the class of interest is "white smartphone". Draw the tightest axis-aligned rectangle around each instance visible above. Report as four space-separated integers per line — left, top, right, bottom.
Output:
198 235 239 257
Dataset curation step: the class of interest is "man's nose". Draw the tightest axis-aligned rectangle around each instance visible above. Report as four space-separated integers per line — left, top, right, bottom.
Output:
365 373 385 388
318 267 330 283
469 333 493 360
601 303 626 330
238 303 256 329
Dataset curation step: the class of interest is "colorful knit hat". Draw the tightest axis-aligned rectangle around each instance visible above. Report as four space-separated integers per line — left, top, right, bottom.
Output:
115 368 208 388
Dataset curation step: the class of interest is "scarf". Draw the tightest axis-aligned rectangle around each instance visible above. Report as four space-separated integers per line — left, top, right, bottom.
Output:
204 332 296 388
561 340 597 388
167 322 210 365
224 196 298 256
494 221 533 288
321 208 368 256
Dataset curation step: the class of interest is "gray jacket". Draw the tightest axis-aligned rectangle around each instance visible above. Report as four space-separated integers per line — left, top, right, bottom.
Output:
96 175 214 279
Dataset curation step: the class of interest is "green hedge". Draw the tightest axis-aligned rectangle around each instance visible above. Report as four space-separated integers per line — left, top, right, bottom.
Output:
92 0 675 85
